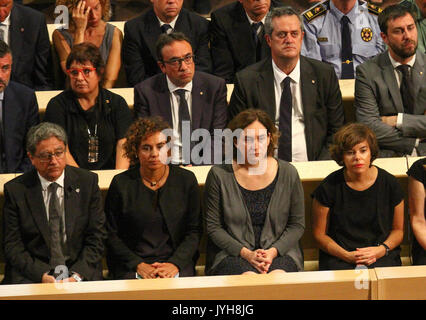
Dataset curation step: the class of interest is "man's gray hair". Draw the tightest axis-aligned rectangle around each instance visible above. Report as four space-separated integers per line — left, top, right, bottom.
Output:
264 6 304 36
26 122 68 155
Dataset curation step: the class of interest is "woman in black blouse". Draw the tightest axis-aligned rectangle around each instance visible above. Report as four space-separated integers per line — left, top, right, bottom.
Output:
312 123 404 270
105 117 202 279
408 158 426 265
44 42 132 170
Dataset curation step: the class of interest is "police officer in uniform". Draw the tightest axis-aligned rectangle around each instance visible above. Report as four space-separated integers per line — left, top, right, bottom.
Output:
400 0 426 53
301 0 386 79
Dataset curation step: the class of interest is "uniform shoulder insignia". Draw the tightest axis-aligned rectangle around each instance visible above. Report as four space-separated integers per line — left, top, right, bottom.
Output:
367 3 382 15
303 2 327 23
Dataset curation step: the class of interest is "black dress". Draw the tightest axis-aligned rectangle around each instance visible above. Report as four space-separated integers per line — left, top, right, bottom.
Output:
212 171 298 275
407 158 426 265
312 167 403 270
104 165 202 279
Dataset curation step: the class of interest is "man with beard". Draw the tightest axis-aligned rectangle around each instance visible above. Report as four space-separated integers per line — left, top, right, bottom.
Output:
400 0 426 53
0 39 39 173
355 4 426 157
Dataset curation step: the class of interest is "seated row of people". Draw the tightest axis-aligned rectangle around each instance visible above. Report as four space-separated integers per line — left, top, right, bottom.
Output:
1 3 424 175
2 113 425 284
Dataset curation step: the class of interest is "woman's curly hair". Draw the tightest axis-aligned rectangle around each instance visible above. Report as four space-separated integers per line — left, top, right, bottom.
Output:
124 117 171 165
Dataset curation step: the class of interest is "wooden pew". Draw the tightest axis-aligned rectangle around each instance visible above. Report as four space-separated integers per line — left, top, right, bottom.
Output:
374 266 426 300
0 269 376 300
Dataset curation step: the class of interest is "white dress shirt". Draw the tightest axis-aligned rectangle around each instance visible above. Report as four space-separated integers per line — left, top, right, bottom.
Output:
388 52 419 155
166 76 193 164
272 59 308 162
0 13 11 45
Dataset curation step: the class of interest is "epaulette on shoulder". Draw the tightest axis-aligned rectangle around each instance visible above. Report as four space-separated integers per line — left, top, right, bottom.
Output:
303 2 328 23
367 3 382 15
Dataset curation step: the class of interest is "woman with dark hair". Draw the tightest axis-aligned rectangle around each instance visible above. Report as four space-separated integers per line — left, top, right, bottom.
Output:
53 0 122 88
44 42 132 170
204 109 305 276
407 158 426 265
312 123 404 270
105 117 202 279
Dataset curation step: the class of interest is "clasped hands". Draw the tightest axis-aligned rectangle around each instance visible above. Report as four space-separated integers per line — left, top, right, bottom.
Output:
136 262 179 279
347 245 387 266
240 247 278 274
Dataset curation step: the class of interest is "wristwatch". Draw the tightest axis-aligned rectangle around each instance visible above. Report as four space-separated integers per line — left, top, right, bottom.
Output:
380 243 390 256
71 272 83 282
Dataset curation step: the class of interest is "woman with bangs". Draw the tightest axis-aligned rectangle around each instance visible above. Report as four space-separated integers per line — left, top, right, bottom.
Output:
204 109 305 276
312 123 404 270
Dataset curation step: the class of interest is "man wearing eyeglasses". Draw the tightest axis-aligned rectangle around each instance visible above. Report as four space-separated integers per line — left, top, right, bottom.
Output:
2 122 106 284
0 39 39 173
134 32 227 165
122 0 211 87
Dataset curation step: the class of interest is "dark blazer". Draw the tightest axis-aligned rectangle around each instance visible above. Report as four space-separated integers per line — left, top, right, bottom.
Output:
105 165 202 279
209 1 276 84
122 7 211 87
9 3 52 90
355 50 426 156
134 71 228 165
2 166 107 284
2 81 39 173
228 56 345 161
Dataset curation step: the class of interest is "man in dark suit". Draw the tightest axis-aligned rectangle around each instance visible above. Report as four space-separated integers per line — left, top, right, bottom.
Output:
134 32 227 165
0 40 39 173
210 0 276 84
229 6 344 162
2 122 106 284
0 0 51 90
122 0 211 87
355 4 426 157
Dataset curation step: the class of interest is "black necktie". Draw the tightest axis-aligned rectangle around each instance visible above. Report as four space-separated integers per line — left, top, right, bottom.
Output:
175 89 191 163
397 65 415 114
278 77 292 162
251 22 263 61
48 182 66 269
161 24 172 34
341 16 354 79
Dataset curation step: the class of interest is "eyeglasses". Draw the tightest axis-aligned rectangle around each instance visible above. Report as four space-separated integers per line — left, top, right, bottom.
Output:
162 55 195 67
34 150 66 163
66 67 96 78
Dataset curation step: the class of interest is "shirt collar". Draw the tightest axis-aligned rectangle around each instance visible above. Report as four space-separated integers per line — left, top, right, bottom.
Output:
388 51 416 69
1 12 11 27
157 14 179 29
0 91 4 101
271 58 301 85
245 12 266 26
38 169 65 192
166 76 193 93
330 0 359 23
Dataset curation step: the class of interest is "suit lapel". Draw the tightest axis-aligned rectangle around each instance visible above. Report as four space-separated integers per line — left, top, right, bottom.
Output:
156 75 174 127
300 57 317 161
143 9 162 61
232 5 256 64
258 60 276 121
9 6 23 73
190 72 203 130
412 52 425 113
24 170 51 249
63 166 80 241
380 53 404 113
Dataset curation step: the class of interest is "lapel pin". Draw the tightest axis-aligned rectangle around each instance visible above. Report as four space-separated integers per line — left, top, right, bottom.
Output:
312 80 315 84
106 99 110 103
420 72 423 75
20 28 24 32
76 188 80 193
200 91 203 95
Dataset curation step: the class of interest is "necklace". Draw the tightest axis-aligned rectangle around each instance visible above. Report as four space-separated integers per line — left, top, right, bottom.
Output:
142 166 167 187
